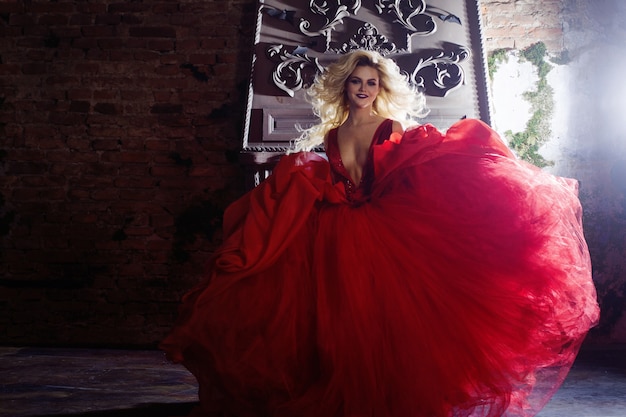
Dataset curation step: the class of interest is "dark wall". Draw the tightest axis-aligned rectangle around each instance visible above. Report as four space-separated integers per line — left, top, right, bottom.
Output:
0 0 255 346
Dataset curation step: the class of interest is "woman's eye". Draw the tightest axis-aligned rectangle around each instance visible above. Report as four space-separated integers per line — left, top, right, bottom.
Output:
350 79 360 84
368 81 377 86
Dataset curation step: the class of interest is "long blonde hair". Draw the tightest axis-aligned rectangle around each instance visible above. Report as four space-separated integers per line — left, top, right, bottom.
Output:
291 50 428 152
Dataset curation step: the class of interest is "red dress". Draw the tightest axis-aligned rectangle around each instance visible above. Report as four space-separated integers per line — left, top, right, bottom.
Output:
161 119 599 417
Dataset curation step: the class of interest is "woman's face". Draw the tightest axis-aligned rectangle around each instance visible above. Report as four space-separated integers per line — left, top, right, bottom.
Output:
344 65 380 110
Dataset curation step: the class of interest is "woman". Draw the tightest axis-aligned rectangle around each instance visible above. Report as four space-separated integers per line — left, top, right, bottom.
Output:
161 50 599 417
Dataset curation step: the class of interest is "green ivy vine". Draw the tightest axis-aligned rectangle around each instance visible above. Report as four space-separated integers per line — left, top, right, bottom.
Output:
488 42 556 168
487 48 509 80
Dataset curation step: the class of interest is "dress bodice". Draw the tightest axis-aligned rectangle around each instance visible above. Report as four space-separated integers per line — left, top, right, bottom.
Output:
325 119 394 202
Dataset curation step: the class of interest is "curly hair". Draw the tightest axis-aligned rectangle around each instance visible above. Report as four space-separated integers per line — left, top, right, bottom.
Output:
291 50 428 152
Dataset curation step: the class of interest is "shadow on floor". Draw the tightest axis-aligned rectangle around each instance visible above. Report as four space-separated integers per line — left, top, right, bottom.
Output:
28 402 198 417
2 345 626 417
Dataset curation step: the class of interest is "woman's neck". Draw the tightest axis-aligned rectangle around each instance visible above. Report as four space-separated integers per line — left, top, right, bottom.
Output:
344 106 379 127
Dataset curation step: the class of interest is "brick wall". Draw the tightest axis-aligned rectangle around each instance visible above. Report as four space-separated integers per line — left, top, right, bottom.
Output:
481 0 565 52
0 0 255 346
0 1 570 347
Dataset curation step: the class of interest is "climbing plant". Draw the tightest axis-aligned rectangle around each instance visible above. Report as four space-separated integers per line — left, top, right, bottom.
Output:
504 42 555 168
487 48 509 80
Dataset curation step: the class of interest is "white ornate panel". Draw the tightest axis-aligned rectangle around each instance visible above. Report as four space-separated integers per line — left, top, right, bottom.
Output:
242 0 491 153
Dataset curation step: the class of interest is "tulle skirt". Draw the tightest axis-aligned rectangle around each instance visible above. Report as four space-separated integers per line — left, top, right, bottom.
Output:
161 119 599 417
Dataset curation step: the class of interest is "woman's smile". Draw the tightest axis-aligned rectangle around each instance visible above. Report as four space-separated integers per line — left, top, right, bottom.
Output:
345 65 380 109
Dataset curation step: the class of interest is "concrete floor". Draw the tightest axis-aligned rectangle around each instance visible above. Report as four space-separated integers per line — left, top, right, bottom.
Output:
1 345 625 417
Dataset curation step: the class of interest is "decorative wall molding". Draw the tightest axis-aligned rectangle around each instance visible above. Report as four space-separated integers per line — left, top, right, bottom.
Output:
374 0 436 34
243 0 491 151
266 44 324 97
330 22 397 55
409 46 469 97
298 0 362 49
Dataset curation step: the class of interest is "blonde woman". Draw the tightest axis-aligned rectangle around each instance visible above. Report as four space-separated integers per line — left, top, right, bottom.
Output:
292 49 426 152
162 50 599 417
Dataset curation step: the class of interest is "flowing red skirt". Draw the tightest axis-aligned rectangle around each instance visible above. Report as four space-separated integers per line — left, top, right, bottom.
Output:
161 119 599 417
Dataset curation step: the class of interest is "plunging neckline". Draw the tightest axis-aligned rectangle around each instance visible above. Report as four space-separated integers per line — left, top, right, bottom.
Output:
332 119 390 186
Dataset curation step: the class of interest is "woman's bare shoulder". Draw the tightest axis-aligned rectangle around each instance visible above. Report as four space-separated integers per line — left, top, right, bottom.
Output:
391 119 404 134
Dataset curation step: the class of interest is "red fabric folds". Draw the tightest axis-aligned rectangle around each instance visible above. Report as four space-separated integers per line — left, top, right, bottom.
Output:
161 119 599 417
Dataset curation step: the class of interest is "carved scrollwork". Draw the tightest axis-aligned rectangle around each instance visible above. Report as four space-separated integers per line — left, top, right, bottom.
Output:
408 47 469 97
331 22 397 55
266 45 324 97
309 0 361 16
299 0 362 49
374 0 435 35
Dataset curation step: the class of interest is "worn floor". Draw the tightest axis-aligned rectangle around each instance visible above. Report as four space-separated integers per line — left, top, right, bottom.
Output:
1 345 625 417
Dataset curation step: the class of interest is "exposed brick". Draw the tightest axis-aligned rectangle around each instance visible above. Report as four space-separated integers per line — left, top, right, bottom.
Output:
84 48 109 61
0 2 22 14
74 63 100 74
161 126 194 139
93 89 118 100
119 190 156 201
121 103 147 115
38 187 67 201
54 27 83 39
190 166 221 177
109 50 134 61
125 38 146 49
121 14 142 25
146 39 175 52
129 26 176 38
150 165 187 177
118 138 145 151
65 138 92 151
156 114 190 127
98 38 125 49
22 62 47 74
91 138 121 150
69 101 90 113
152 91 173 102
132 50 160 61
108 3 151 13
9 13 35 26
159 54 186 65
114 177 155 189
145 139 173 151
12 187 41 200
150 103 183 114
200 38 227 49
217 52 238 64
46 75 78 86
30 2 76 13
48 112 87 125
38 14 69 25
93 102 117 114
0 63 20 75
23 125 58 138
81 25 116 37
69 13 93 25
120 90 149 101
95 14 121 25
91 188 119 201
529 27 564 40
154 64 180 76
105 151 151 164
